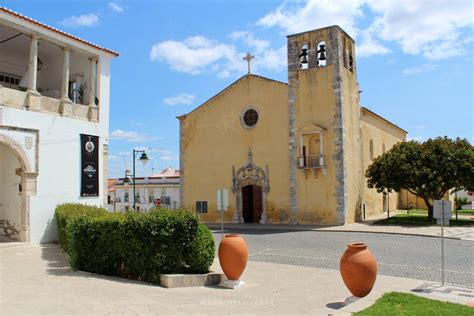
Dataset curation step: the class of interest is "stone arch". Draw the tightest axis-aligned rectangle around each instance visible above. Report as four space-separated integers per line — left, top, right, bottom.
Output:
231 148 269 223
0 134 37 242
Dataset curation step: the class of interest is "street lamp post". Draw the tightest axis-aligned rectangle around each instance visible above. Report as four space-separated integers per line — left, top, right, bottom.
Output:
132 149 149 210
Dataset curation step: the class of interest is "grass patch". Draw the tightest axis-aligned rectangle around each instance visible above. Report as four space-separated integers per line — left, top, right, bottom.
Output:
355 292 474 316
404 208 474 216
374 214 474 227
459 209 474 215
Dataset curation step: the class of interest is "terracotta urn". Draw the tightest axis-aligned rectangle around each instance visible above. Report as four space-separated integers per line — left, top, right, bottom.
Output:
340 243 377 297
218 234 248 280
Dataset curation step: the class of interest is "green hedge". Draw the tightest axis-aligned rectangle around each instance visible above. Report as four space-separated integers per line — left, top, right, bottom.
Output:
55 203 107 250
55 204 215 284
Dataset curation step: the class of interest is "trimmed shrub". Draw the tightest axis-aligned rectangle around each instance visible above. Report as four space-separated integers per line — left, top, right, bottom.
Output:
55 203 107 250
55 204 215 284
67 212 125 276
184 224 216 273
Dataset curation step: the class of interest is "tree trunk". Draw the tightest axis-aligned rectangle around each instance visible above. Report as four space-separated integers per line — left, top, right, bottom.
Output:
424 199 433 221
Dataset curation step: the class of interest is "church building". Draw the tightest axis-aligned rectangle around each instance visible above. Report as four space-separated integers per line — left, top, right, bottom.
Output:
178 26 406 225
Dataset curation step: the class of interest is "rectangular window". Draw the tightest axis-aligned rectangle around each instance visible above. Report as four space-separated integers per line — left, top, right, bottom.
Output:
148 189 154 203
162 196 171 205
196 201 208 213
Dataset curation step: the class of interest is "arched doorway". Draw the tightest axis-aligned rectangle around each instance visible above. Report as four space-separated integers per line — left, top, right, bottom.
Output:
0 143 23 241
242 185 263 223
0 131 37 242
231 148 270 223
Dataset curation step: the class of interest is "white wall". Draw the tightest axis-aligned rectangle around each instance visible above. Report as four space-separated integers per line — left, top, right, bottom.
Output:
0 53 111 243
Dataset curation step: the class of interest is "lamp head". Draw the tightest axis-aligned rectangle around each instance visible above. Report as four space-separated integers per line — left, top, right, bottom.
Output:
139 152 149 166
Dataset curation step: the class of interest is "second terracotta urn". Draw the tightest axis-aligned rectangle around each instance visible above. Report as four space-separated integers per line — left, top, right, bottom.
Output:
340 243 377 297
218 234 248 280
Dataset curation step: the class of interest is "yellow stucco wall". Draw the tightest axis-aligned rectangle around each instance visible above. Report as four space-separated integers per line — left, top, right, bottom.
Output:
341 57 363 224
360 108 406 218
294 66 339 224
180 75 291 223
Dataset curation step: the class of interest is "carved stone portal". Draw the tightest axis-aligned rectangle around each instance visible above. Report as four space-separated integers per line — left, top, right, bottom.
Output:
231 148 270 223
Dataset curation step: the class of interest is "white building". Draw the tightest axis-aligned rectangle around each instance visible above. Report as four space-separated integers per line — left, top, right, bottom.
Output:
110 168 180 212
0 7 118 243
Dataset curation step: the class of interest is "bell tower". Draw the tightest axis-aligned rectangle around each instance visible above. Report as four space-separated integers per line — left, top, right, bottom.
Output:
287 25 362 225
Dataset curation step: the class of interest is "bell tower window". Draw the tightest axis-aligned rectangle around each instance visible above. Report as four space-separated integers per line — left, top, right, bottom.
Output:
299 44 309 69
317 41 326 67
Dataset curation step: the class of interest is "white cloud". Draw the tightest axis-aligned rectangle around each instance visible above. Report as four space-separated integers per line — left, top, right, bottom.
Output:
59 13 99 27
108 2 124 13
257 0 364 37
364 0 473 59
150 36 237 74
229 31 250 41
162 93 195 106
110 129 160 142
243 34 270 54
153 148 179 161
257 0 473 60
150 33 286 78
357 26 391 57
402 64 436 75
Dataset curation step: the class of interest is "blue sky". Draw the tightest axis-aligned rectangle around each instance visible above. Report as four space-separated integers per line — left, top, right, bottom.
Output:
2 0 473 178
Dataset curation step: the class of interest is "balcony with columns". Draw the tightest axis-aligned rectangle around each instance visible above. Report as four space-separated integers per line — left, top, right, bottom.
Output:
0 23 99 121
297 123 327 178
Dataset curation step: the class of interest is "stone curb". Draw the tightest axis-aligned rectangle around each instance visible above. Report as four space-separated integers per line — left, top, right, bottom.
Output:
206 224 465 241
160 272 223 288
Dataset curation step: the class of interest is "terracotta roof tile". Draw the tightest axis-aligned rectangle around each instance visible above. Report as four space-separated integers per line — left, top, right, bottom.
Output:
0 6 119 56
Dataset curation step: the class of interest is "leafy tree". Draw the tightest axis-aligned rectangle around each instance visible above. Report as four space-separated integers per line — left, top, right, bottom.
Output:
454 197 468 210
366 137 474 221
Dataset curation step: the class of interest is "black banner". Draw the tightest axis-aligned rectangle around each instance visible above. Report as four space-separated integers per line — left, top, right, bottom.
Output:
80 134 99 197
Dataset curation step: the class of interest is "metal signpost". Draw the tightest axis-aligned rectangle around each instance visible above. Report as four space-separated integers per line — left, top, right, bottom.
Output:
217 189 229 240
433 199 452 286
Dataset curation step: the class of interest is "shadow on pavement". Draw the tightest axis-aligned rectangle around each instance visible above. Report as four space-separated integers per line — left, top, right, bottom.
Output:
207 223 344 235
326 302 345 310
39 244 157 287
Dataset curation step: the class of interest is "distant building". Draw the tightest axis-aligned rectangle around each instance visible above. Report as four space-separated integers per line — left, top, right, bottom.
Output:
178 25 407 225
0 7 118 242
107 179 117 212
110 167 180 212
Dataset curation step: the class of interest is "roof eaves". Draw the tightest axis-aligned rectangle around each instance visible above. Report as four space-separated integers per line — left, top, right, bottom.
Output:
0 6 119 57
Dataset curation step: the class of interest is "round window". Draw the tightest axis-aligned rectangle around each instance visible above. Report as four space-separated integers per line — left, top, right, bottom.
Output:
242 108 259 128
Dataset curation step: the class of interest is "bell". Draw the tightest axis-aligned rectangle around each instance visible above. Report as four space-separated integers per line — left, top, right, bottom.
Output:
317 44 326 61
299 48 308 64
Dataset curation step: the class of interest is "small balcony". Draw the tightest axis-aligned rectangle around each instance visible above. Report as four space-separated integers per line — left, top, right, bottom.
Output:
298 155 325 169
0 23 98 120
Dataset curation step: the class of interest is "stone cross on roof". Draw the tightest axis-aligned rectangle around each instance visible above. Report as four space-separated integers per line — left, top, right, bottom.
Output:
243 52 254 75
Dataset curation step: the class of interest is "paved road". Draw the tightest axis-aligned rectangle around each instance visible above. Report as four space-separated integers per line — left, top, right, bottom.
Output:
211 228 474 288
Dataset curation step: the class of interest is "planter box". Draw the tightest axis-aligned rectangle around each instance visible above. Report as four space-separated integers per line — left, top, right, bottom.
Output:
160 272 223 288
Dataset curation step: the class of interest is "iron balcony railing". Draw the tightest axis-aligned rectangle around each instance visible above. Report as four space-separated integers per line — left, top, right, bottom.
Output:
298 155 325 169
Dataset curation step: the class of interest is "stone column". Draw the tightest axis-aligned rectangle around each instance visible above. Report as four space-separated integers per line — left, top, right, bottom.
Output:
26 35 41 111
88 58 97 106
260 191 268 224
232 190 243 223
87 58 98 121
59 47 72 116
287 35 299 224
27 35 39 95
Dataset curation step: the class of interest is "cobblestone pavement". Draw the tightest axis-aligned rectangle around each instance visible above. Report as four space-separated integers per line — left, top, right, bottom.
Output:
212 229 474 288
